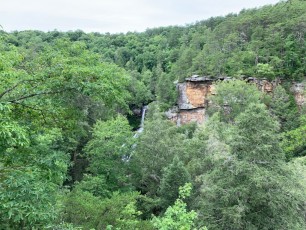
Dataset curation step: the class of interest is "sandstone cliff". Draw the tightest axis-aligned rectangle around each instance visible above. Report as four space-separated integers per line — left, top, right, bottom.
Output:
167 76 305 125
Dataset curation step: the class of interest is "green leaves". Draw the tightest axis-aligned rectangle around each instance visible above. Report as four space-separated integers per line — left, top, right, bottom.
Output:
0 33 135 229
0 1 306 228
132 113 189 196
152 183 204 230
256 63 275 79
85 115 134 192
0 120 69 229
0 103 29 149
233 103 282 162
0 168 58 228
209 80 262 123
159 156 191 209
197 103 306 230
63 189 149 230
281 115 306 159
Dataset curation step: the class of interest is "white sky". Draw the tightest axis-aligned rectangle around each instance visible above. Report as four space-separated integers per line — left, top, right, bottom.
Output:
0 0 281 34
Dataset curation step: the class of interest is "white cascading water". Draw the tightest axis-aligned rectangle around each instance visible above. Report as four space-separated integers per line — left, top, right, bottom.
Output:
122 105 148 161
133 105 147 137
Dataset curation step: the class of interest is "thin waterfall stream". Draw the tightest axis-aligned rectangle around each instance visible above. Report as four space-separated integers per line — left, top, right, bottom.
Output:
133 105 147 138
122 105 147 161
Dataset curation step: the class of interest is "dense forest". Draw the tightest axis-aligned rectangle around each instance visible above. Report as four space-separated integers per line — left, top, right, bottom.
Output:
0 0 305 229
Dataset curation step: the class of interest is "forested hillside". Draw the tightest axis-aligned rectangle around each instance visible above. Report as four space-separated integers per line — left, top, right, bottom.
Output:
0 0 305 229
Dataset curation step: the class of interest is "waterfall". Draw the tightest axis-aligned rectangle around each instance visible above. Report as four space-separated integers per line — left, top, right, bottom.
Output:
133 105 147 137
122 105 148 161
140 105 147 128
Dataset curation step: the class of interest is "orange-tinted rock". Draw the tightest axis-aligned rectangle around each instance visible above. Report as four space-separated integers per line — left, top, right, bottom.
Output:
177 108 205 125
247 77 280 93
260 80 274 93
178 79 213 110
172 76 303 125
210 84 216 95
185 82 209 107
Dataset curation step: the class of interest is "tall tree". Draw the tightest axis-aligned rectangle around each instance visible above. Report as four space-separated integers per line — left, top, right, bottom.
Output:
198 104 306 229
209 80 262 123
269 85 299 132
152 183 204 230
159 156 191 209
85 115 134 192
131 112 188 196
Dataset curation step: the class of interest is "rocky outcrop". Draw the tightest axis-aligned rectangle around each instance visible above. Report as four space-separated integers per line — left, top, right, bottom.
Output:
177 108 206 125
177 77 214 110
167 75 305 125
291 82 305 108
168 76 217 125
246 77 281 93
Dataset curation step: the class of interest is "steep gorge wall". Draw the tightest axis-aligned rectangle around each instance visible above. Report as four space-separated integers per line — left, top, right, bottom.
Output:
292 83 305 108
167 76 305 125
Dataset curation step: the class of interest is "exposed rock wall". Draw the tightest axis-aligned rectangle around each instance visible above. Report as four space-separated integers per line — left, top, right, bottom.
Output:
178 81 212 109
167 76 305 125
291 82 305 108
177 108 206 125
174 76 215 125
246 77 280 93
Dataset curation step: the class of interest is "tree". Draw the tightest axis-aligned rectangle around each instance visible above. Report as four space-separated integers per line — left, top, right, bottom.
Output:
281 114 306 159
209 79 262 123
0 169 58 229
156 72 177 109
152 183 206 230
0 129 69 229
0 103 29 150
62 189 153 230
85 115 134 192
186 113 232 205
198 104 306 229
256 63 275 79
269 85 299 131
172 47 196 81
127 70 153 107
159 156 191 209
131 113 188 196
0 37 133 228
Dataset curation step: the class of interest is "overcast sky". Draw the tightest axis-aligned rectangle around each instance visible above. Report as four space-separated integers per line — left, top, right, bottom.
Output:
0 0 281 34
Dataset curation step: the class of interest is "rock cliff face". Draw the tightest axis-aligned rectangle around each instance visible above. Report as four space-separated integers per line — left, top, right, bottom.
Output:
291 83 305 108
246 77 280 93
175 76 214 125
167 76 305 125
177 78 214 109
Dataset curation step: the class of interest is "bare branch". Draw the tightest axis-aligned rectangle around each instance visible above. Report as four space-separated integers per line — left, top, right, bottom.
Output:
0 78 46 99
8 88 76 103
0 82 22 99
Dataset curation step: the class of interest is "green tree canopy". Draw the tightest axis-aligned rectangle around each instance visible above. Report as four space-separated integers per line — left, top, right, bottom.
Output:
198 104 306 229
